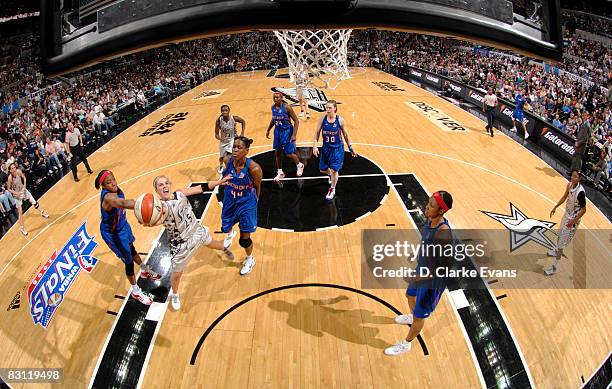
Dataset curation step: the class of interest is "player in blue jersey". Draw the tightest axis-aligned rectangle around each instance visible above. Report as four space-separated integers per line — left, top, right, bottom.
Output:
312 100 357 200
512 88 528 136
221 136 262 275
95 170 160 305
385 190 453 356
266 92 304 183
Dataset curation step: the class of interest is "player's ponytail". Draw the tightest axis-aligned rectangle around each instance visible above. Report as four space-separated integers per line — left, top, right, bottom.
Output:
235 136 253 148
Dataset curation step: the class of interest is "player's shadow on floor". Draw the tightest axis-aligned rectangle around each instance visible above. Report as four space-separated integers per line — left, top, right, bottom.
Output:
268 295 394 349
535 166 558 177
178 167 216 181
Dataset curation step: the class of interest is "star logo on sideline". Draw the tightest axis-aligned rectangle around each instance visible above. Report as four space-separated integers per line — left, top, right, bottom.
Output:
481 203 556 252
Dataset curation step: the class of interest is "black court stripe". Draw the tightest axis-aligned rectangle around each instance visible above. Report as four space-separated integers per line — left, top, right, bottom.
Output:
92 191 213 388
190 283 429 365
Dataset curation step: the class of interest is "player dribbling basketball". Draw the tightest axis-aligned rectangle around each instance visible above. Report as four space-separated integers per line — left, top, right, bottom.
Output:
152 175 234 310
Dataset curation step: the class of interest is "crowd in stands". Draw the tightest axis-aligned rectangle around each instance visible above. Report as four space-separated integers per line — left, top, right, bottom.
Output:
1 8 612 235
392 34 611 142
562 9 612 38
0 0 37 19
0 33 287 236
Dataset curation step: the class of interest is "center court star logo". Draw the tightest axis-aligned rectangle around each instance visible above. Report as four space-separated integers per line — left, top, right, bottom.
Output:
481 203 556 252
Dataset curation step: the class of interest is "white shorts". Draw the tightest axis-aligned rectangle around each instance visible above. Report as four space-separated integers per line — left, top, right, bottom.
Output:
15 189 36 208
169 225 212 272
555 215 578 251
219 140 233 157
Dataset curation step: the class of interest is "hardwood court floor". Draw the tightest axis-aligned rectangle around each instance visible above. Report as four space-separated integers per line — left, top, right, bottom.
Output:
0 68 609 388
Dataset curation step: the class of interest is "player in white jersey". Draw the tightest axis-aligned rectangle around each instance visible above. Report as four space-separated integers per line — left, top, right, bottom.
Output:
7 162 49 236
215 105 246 174
545 170 587 275
152 175 234 310
294 65 310 119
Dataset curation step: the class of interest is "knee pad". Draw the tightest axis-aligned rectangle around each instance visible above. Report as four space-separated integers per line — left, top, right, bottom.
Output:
125 262 135 277
239 238 252 248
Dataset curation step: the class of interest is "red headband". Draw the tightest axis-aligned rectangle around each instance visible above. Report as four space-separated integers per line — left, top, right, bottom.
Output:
433 191 449 212
99 170 112 187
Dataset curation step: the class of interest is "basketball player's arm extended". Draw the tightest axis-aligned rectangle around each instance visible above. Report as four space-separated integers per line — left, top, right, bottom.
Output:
177 176 232 197
249 161 263 198
287 105 299 141
234 116 246 136
312 117 324 157
103 193 135 210
339 117 357 157
550 185 570 217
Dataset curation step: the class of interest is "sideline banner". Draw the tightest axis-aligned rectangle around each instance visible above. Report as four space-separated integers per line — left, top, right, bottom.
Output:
399 66 575 165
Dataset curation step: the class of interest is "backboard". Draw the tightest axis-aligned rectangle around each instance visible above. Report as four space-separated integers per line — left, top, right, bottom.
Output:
41 0 562 75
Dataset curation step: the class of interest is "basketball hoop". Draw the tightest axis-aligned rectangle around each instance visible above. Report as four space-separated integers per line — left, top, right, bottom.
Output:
274 29 352 90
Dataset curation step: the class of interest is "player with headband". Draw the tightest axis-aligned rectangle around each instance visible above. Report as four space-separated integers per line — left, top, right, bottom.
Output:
385 190 454 356
95 170 161 305
266 91 304 183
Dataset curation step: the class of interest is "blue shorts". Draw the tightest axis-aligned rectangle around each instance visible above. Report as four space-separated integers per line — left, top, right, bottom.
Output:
512 109 524 121
273 127 296 155
319 146 344 172
406 284 444 319
222 205 257 233
101 224 136 264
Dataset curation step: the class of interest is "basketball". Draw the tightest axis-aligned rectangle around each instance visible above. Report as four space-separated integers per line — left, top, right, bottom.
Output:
48 292 63 307
134 193 163 226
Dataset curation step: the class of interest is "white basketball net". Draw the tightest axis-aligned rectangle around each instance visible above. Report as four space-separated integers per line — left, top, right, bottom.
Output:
274 29 352 90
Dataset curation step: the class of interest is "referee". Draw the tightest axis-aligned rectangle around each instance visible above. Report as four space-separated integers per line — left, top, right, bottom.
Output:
64 123 93 182
483 88 498 137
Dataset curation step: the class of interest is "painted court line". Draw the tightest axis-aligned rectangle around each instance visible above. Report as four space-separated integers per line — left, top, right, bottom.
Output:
3 142 608 280
87 227 164 389
353 142 611 257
